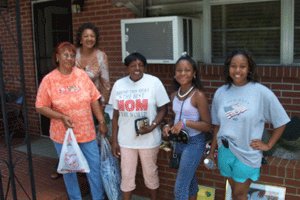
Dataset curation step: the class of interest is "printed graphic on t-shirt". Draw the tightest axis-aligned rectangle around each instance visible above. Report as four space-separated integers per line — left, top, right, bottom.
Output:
224 103 247 119
58 85 81 93
116 88 149 118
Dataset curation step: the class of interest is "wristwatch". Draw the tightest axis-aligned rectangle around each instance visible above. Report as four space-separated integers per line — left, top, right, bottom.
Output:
152 121 157 126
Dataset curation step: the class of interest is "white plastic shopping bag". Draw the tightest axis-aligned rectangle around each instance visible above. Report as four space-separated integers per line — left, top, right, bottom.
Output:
57 128 90 174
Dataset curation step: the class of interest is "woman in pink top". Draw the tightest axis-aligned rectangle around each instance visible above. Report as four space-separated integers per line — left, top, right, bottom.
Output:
35 41 107 200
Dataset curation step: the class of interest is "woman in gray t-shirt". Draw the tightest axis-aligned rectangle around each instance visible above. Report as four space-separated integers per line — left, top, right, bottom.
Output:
208 49 290 200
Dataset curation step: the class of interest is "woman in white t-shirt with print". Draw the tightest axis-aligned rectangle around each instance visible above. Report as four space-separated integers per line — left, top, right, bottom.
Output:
109 52 170 200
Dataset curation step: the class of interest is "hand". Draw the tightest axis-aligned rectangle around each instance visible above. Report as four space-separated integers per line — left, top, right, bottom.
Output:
250 139 271 151
98 123 108 136
204 154 216 170
112 140 121 158
136 125 153 135
61 115 74 128
206 153 215 161
162 124 171 137
170 121 183 134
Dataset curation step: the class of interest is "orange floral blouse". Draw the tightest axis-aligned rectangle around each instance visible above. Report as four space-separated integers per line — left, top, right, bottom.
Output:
35 67 100 144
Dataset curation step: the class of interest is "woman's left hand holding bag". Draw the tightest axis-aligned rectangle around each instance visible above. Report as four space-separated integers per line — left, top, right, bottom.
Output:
98 121 108 136
91 100 108 136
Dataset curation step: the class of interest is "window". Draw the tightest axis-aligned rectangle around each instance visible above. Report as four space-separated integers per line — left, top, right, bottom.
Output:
211 1 280 64
294 1 300 63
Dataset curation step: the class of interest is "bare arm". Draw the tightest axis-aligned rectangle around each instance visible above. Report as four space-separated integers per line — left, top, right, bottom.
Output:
207 125 219 159
111 109 120 157
250 124 286 151
162 93 176 137
91 100 108 135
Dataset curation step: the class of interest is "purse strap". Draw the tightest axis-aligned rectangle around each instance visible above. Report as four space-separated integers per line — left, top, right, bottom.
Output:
178 98 186 121
172 98 186 157
172 142 177 157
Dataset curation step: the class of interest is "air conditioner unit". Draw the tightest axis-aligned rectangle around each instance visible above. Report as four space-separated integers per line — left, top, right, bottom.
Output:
121 16 201 64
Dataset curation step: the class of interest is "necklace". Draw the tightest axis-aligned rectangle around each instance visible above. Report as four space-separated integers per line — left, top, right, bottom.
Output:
177 86 194 98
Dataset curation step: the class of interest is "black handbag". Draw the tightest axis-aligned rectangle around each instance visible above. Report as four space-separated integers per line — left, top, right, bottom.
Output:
168 129 189 144
169 143 181 169
134 117 149 136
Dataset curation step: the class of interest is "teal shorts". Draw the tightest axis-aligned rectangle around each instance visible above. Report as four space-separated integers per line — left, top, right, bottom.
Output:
218 145 260 183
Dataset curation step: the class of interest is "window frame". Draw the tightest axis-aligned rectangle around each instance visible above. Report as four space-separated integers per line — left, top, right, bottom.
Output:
202 0 294 65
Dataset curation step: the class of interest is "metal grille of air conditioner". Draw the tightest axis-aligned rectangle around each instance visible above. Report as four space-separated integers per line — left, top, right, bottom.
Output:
124 21 173 60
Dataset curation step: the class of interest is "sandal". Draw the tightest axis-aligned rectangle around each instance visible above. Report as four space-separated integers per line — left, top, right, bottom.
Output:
50 172 62 180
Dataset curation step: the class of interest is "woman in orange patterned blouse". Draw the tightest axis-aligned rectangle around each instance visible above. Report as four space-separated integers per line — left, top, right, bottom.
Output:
36 41 107 199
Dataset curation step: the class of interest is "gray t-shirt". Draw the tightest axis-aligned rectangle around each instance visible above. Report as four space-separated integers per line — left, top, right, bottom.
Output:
211 82 290 168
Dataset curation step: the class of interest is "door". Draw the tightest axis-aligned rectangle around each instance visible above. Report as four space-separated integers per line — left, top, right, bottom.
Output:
33 0 73 136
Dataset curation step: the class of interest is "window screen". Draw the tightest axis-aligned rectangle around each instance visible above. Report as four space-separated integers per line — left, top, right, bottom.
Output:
125 22 173 60
294 1 300 63
211 1 280 64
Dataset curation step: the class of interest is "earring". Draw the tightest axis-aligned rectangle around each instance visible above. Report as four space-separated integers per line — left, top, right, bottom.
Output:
56 58 59 62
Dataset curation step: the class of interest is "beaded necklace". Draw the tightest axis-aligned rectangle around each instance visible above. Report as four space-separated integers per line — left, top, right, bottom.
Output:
177 86 194 98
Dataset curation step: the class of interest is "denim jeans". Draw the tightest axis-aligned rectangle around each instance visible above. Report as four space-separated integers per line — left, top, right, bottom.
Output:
174 134 205 200
54 139 105 200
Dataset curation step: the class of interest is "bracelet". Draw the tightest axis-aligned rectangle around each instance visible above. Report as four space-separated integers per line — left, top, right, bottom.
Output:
163 124 170 129
99 120 105 124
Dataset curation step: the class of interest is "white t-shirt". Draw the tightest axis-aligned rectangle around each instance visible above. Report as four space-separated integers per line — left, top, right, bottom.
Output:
211 82 290 168
109 74 170 149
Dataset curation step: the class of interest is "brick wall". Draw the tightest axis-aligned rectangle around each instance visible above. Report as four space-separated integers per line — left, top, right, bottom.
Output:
0 0 39 135
132 150 300 200
199 64 300 117
0 0 299 199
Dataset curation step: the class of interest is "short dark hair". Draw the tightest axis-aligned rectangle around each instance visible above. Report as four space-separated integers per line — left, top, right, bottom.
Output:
173 54 203 90
75 22 100 48
224 49 258 87
52 41 76 68
124 52 147 67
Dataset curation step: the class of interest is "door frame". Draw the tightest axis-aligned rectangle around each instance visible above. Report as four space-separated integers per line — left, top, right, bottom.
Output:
31 0 73 136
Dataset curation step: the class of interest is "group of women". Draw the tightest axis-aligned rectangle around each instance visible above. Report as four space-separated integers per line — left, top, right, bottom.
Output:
35 22 290 200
